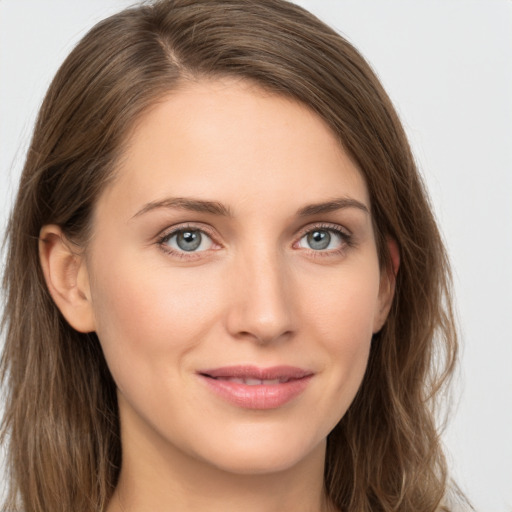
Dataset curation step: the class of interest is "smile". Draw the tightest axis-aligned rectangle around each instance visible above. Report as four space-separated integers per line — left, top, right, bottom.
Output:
197 365 314 410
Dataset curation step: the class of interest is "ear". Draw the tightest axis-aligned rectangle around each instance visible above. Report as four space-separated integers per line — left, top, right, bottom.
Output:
373 237 400 333
39 225 96 333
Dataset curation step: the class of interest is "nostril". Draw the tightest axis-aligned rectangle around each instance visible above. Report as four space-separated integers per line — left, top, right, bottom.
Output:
234 328 294 346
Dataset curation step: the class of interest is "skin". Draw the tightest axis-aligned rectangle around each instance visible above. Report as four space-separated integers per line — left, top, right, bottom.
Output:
40 79 396 512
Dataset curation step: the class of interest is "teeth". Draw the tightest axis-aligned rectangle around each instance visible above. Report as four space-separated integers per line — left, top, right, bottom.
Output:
229 378 246 384
245 378 262 386
221 377 288 385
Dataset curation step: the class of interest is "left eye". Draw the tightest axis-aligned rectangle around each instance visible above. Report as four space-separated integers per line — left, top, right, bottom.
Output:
163 229 214 252
297 229 345 251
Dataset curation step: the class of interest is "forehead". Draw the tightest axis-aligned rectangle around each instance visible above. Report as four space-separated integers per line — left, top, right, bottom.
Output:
98 79 370 219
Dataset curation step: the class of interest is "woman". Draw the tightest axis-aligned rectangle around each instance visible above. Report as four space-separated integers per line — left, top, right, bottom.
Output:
1 0 463 511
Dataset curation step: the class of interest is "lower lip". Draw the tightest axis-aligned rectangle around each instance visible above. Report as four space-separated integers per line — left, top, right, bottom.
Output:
199 375 313 410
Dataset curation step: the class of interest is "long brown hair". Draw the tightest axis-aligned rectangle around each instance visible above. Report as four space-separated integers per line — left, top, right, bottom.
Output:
1 1 458 510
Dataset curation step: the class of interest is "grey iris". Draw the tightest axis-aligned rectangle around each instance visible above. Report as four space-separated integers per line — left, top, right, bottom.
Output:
307 230 331 250
176 230 202 251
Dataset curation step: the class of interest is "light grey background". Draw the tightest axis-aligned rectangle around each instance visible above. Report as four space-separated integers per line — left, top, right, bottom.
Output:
1 1 511 510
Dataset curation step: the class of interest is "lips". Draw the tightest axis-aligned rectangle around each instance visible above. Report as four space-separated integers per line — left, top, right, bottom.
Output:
197 365 314 409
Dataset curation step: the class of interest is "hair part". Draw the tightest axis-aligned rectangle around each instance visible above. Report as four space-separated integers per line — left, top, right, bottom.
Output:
2 1 458 510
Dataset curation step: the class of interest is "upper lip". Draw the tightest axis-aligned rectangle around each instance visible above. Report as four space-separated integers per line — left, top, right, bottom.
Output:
198 365 313 380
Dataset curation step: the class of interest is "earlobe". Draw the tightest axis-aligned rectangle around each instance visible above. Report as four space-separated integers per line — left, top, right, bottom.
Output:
373 238 400 333
39 225 96 333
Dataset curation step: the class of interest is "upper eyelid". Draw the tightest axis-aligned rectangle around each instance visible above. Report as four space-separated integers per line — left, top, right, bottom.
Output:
157 220 349 234
157 222 219 242
295 222 352 238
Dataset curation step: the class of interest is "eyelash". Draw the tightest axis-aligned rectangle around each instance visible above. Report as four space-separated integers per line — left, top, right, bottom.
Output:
295 223 354 258
156 222 353 260
156 223 220 260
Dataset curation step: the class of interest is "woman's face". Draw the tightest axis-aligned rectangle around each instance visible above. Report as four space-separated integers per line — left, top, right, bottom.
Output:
82 80 393 475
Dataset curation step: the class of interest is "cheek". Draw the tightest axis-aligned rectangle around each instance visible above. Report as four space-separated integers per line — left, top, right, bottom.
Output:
307 261 381 347
302 262 380 411
88 258 221 385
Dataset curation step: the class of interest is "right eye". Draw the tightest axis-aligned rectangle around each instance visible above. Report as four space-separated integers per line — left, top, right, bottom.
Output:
160 228 215 253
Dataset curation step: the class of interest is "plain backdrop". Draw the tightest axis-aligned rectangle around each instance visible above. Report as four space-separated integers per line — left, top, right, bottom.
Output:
1 1 511 510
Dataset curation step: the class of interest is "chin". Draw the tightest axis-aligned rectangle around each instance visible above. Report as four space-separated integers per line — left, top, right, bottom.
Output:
192 429 327 476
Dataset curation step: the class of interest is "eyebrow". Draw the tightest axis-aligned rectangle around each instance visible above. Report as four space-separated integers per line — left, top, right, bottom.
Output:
132 196 369 220
297 197 369 216
132 197 233 219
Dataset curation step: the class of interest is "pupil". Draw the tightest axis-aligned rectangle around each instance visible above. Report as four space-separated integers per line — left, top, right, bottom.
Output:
177 230 201 251
307 230 330 250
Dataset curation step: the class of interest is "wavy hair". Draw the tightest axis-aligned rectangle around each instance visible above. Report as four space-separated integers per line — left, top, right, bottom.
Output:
1 1 458 510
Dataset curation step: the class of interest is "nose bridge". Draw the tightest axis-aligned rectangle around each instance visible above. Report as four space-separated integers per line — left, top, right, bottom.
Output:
226 240 295 344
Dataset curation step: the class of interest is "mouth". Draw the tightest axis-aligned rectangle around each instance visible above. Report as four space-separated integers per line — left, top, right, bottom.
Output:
204 376 292 385
197 365 314 409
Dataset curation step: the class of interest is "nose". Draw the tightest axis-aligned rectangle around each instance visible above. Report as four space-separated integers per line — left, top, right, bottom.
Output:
225 248 296 345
